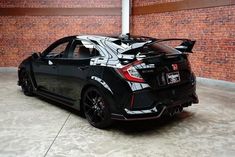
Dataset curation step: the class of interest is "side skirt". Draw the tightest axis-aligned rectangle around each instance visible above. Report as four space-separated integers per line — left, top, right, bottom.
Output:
35 89 81 110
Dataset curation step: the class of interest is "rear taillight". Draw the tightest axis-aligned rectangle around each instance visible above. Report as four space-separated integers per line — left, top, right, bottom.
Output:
117 60 145 83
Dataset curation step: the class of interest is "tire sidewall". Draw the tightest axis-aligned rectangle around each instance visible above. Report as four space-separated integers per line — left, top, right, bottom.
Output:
20 70 34 96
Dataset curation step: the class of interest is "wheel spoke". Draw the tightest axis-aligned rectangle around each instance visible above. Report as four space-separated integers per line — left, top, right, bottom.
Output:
21 73 29 91
86 106 99 122
90 112 97 122
84 103 93 112
85 95 93 105
96 97 102 104
97 111 105 120
84 107 95 120
86 92 94 101
89 109 100 123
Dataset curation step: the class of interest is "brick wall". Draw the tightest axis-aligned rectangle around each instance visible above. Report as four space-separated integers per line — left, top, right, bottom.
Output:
0 0 120 8
0 0 121 66
132 2 235 82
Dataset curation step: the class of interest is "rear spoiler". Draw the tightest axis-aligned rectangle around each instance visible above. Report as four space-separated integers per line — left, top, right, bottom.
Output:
154 38 196 53
120 38 196 55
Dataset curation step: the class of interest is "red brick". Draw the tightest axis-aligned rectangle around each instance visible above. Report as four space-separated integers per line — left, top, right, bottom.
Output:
132 4 235 82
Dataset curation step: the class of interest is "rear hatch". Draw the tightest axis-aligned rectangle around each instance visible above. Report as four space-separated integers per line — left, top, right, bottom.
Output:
137 54 192 89
121 39 196 89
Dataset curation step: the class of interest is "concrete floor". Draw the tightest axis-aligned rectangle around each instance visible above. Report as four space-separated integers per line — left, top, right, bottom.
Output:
0 73 234 157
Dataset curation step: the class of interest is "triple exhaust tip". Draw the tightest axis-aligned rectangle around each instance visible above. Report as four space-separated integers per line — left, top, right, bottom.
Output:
169 106 183 117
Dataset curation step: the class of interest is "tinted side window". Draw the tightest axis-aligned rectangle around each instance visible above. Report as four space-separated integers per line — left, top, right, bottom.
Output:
46 42 69 58
71 40 100 59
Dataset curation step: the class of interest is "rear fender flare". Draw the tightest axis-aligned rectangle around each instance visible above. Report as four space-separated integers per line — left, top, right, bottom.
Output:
90 76 113 94
80 77 117 113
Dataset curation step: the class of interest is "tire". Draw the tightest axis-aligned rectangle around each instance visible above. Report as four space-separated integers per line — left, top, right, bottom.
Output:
82 86 113 129
20 70 34 96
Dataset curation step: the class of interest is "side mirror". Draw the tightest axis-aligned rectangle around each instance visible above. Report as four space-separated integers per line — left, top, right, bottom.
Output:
31 52 40 59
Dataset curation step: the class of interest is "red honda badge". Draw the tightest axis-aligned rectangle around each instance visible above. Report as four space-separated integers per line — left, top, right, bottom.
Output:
172 64 178 70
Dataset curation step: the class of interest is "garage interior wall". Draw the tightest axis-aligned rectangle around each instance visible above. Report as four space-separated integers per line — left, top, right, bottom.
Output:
0 0 235 83
132 0 235 82
0 0 121 67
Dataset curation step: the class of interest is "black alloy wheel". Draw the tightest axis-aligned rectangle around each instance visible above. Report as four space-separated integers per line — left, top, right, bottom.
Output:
82 87 112 129
20 70 34 96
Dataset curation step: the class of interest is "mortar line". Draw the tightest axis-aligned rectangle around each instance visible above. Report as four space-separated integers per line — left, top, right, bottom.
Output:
43 113 71 157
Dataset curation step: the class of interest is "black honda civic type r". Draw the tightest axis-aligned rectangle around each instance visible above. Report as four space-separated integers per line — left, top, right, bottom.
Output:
18 34 198 128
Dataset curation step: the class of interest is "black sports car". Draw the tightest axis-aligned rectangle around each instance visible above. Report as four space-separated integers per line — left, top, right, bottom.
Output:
18 34 198 128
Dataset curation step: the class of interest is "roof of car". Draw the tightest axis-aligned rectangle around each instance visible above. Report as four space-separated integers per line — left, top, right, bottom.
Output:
76 34 156 43
77 35 118 42
72 34 157 54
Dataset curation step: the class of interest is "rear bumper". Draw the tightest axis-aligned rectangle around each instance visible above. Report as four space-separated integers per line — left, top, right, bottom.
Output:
111 95 196 121
111 83 198 120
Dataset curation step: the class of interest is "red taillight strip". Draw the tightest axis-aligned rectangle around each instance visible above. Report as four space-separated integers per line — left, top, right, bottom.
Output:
117 60 145 83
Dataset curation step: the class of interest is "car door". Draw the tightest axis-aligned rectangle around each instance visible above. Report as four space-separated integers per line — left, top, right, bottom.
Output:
32 39 71 93
56 39 100 100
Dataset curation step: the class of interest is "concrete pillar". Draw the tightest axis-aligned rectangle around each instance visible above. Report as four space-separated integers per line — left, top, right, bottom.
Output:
122 0 130 34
